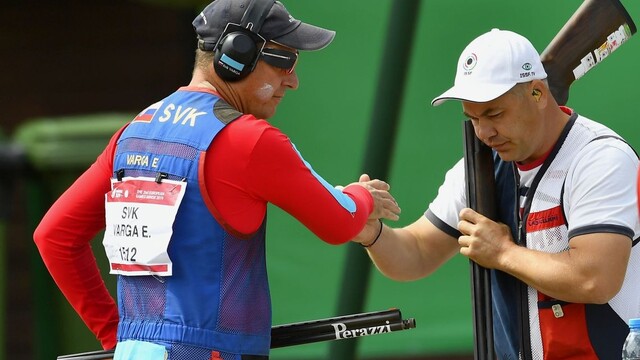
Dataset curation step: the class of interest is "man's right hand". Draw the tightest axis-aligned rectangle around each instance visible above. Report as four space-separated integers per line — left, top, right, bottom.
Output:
354 173 401 221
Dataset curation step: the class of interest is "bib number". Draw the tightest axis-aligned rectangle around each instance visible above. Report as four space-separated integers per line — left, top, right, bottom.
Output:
103 176 186 276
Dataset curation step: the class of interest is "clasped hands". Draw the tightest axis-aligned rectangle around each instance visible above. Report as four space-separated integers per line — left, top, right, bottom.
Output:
338 174 401 245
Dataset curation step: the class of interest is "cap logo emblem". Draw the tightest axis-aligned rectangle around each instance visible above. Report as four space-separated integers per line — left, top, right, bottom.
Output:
522 63 532 70
463 53 477 74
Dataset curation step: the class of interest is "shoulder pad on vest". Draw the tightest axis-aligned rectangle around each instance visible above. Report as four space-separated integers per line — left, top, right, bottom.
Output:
213 99 243 124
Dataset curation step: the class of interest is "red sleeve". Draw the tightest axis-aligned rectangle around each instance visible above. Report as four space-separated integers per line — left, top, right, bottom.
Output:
32 126 126 350
206 117 373 244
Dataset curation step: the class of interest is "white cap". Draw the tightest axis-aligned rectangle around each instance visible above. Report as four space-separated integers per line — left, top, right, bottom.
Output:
431 29 547 106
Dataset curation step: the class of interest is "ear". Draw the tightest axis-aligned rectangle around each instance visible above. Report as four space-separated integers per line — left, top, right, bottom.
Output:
532 89 541 102
529 79 548 107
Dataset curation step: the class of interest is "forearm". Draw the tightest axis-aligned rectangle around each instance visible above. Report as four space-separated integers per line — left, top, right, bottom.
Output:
497 234 631 303
35 235 119 348
250 130 373 244
33 148 120 348
360 219 458 281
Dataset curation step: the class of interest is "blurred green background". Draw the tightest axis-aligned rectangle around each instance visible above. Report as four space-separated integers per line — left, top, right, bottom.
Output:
1 0 639 359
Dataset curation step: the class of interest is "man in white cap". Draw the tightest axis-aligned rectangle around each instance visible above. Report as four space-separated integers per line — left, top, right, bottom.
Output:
33 0 400 359
352 28 639 359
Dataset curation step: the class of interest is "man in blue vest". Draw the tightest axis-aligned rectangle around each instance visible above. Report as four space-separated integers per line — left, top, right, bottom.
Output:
353 28 640 359
34 1 401 359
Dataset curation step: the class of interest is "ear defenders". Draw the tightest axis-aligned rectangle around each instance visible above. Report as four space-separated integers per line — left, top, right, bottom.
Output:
213 0 275 81
532 89 541 102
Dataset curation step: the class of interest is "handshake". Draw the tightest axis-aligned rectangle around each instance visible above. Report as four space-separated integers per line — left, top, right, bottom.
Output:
340 174 401 247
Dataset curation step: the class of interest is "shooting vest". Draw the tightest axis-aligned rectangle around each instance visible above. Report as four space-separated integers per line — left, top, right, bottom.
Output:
107 88 271 357
492 114 638 360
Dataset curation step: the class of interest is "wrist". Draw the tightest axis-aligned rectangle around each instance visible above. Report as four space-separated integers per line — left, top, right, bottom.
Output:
361 219 383 248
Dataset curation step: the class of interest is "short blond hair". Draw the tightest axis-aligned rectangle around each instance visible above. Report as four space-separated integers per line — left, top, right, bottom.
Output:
194 49 215 71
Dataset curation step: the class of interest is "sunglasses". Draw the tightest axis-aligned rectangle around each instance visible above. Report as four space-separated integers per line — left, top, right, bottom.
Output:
261 48 299 74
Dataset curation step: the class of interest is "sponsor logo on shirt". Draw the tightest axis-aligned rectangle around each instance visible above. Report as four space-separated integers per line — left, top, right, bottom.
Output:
526 206 566 232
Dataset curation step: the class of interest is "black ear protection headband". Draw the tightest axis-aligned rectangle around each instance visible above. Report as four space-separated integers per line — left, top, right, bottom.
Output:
212 0 275 81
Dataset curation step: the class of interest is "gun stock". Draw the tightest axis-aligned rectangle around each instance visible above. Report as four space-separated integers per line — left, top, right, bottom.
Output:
540 0 637 105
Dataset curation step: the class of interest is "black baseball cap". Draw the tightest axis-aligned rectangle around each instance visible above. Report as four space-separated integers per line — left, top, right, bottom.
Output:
193 0 336 51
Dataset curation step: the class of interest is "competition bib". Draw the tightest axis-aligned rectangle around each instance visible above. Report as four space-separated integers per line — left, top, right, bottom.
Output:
103 176 186 276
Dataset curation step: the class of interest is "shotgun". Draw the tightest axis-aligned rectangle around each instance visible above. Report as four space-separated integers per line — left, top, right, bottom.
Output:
464 0 636 358
57 308 416 359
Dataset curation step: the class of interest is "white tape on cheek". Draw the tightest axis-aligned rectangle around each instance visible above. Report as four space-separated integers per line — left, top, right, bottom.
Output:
256 83 275 100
